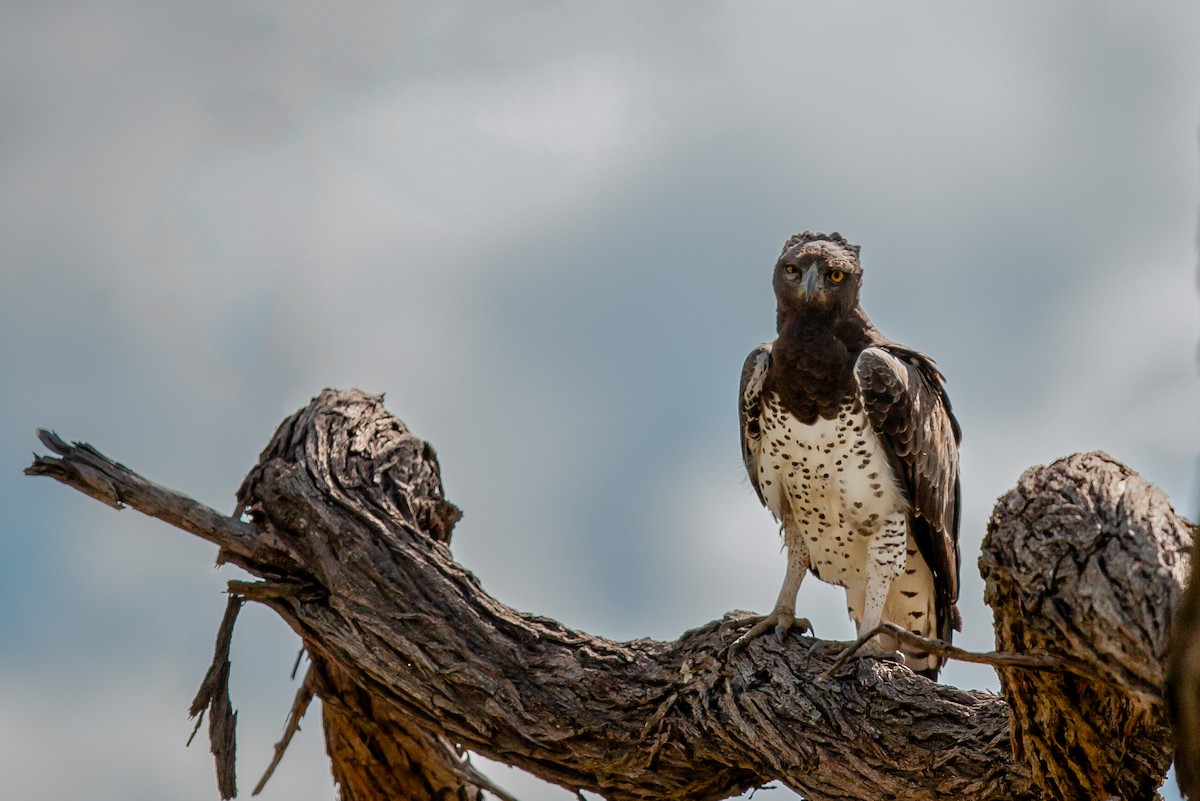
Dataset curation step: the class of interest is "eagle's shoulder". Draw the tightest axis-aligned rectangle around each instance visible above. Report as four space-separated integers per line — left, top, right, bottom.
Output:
858 343 960 443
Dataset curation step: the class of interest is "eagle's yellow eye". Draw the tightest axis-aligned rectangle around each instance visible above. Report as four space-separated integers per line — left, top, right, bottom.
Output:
829 270 845 283
785 265 796 274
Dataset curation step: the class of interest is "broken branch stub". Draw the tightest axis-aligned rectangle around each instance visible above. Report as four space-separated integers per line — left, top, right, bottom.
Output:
981 452 1191 801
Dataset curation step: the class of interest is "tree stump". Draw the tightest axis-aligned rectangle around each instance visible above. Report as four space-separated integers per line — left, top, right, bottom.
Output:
982 453 1190 801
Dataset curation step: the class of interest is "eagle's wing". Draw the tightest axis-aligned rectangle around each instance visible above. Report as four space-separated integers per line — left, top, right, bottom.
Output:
739 343 773 507
855 345 962 638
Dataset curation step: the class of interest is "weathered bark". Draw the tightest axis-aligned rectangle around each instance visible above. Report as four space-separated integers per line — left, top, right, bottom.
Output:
25 389 1190 800
982 453 1191 801
314 660 485 801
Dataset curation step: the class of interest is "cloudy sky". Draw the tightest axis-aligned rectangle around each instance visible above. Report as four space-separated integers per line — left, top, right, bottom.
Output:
2 3 1199 800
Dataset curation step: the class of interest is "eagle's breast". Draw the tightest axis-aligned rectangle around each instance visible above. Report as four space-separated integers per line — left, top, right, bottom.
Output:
756 395 909 586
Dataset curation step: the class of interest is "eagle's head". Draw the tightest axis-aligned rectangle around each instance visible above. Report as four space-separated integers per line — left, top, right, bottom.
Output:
773 231 863 319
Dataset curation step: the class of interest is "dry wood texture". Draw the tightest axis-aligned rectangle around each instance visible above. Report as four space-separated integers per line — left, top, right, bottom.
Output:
25 389 1191 800
982 453 1191 801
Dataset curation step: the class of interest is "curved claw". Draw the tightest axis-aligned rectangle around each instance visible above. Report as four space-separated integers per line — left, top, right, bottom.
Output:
775 615 812 643
727 611 813 660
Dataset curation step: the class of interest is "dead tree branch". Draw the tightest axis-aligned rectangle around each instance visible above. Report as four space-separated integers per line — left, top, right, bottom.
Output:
187 594 242 799
26 390 1191 800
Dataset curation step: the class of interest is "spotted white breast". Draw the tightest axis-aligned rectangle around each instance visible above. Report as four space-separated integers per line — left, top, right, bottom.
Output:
756 395 940 672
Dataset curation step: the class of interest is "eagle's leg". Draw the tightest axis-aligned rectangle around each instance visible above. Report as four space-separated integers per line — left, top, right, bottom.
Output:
851 516 908 661
728 525 812 656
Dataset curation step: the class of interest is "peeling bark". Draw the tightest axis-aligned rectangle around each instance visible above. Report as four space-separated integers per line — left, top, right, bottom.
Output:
26 390 1190 800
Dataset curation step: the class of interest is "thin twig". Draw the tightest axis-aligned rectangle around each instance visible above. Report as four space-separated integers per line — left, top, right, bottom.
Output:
819 622 1163 703
186 594 243 800
290 646 306 681
436 737 523 801
252 665 316 796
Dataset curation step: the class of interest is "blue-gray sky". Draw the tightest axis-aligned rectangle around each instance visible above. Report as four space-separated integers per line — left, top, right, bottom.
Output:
2 3 1199 800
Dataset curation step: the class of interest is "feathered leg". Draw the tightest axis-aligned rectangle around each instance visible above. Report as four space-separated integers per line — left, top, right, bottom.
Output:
852 514 908 660
729 522 812 655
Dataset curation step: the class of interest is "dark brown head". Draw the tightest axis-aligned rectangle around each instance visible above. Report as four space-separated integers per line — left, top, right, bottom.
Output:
773 231 863 323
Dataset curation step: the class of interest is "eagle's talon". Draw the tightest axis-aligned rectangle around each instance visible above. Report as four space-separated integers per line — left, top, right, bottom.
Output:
727 610 810 659
774 616 812 643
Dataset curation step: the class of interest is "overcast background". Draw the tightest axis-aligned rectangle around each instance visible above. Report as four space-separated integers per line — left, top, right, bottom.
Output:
2 3 1200 800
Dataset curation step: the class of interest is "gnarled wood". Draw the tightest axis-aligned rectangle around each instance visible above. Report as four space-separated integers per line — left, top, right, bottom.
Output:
26 389 1189 800
982 452 1190 801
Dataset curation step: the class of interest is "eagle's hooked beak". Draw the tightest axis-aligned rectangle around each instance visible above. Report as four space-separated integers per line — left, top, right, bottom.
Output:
801 265 820 299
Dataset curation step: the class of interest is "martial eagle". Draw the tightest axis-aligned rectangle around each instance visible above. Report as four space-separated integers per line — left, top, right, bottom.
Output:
733 231 961 679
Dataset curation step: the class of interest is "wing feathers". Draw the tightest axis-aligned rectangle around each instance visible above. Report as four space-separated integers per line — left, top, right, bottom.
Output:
739 343 773 507
855 346 961 634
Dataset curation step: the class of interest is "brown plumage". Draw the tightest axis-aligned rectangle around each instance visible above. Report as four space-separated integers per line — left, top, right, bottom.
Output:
735 231 961 679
